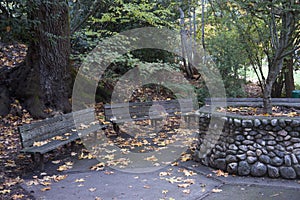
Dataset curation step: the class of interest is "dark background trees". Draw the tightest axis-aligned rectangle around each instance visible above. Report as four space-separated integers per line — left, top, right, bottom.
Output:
0 0 299 117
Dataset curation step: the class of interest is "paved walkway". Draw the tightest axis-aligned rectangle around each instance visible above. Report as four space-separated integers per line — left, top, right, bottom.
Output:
21 158 300 200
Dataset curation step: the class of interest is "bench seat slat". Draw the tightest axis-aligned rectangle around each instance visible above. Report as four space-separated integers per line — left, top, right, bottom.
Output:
20 132 80 154
19 108 97 148
19 124 105 154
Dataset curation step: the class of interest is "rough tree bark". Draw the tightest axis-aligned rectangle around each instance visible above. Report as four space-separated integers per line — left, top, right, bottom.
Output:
14 0 72 118
179 7 193 79
284 57 295 97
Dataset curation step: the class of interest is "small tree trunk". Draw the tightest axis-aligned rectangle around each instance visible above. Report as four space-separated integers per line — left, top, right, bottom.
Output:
271 72 284 98
263 84 273 114
263 58 284 114
284 57 295 97
179 7 193 79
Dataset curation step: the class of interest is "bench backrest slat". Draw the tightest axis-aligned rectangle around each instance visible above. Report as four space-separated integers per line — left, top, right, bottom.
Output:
205 98 300 104
104 99 195 121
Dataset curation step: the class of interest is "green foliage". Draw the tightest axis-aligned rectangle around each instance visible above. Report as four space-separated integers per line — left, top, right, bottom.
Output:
204 4 248 97
0 0 31 42
70 0 178 62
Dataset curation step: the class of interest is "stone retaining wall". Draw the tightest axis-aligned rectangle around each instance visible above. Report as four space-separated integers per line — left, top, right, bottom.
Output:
195 111 300 179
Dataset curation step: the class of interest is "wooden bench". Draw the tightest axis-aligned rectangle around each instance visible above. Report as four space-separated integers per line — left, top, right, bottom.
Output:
204 98 300 107
104 99 197 134
18 108 107 170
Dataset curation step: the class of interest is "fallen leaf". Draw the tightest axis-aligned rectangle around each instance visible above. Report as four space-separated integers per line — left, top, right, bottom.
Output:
71 152 77 156
184 179 195 184
40 181 52 186
270 193 280 197
159 172 172 177
183 189 190 194
91 162 105 171
65 161 73 166
104 171 114 175
41 187 51 192
89 188 97 192
0 189 11 194
181 153 192 162
144 155 158 162
178 183 190 188
180 169 197 177
52 160 61 164
213 169 228 177
75 178 85 183
12 194 25 200
212 188 222 193
162 190 168 194
53 175 68 182
143 185 151 189
57 165 69 172
166 176 183 184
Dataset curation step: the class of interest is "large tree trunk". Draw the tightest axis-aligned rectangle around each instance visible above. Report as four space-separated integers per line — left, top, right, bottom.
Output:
20 0 72 118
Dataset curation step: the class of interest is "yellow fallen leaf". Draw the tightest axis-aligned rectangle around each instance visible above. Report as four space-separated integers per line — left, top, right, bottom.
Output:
91 162 105 171
181 169 197 177
12 194 25 199
144 155 158 162
184 179 195 184
40 181 51 186
0 189 11 194
57 165 69 172
178 183 190 188
159 172 172 177
181 153 192 162
65 161 73 166
33 140 50 147
213 169 228 177
53 175 68 182
41 187 51 192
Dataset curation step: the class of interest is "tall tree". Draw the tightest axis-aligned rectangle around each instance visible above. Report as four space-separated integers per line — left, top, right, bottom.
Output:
14 0 72 118
209 0 300 113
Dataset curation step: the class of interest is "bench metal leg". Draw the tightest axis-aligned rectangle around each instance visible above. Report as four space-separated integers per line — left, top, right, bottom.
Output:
31 153 36 163
112 122 120 135
31 153 45 171
151 119 158 132
38 153 45 171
